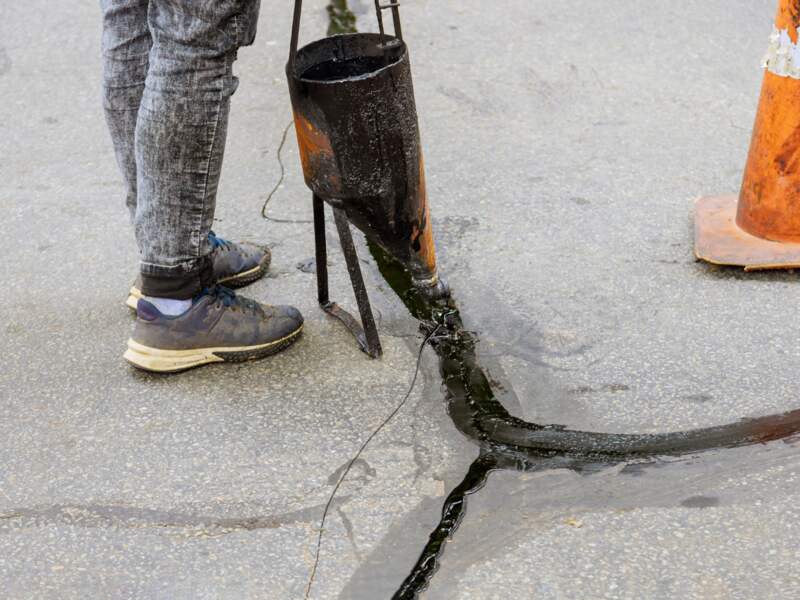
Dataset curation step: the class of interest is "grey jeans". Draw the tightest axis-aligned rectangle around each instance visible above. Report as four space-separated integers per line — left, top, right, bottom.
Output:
101 0 261 299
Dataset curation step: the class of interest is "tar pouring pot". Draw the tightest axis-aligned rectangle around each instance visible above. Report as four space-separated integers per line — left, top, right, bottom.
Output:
286 0 448 358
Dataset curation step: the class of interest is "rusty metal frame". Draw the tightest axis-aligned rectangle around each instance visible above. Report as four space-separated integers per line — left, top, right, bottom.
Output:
313 195 383 359
374 1 403 42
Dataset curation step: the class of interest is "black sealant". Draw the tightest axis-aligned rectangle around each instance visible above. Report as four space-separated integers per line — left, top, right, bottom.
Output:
368 240 800 598
312 3 800 598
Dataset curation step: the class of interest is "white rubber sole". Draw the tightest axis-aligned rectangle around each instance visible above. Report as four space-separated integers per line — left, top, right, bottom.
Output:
125 286 142 311
217 263 263 286
123 325 303 373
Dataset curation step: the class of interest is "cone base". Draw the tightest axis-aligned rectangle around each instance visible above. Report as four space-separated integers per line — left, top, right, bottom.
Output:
695 195 800 271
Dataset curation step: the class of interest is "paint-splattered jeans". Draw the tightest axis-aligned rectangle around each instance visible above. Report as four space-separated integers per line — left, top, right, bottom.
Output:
101 0 261 299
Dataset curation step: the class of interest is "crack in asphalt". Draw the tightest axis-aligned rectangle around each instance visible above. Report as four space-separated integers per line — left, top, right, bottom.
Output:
0 500 351 538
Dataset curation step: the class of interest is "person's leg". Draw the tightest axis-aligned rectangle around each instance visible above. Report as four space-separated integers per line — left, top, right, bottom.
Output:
101 0 151 221
122 0 303 372
134 0 260 301
102 0 269 311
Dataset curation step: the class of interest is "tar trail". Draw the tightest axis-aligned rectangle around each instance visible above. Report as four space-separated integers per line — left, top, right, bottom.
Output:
370 242 800 599
286 3 800 599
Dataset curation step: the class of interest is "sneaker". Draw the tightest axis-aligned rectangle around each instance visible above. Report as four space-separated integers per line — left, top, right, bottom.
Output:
123 286 303 373
125 232 272 310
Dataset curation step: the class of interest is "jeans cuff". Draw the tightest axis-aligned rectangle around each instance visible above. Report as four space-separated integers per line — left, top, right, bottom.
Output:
139 255 214 300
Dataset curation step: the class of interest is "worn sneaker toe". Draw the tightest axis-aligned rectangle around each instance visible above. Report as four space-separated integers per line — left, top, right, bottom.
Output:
266 305 305 339
214 240 271 288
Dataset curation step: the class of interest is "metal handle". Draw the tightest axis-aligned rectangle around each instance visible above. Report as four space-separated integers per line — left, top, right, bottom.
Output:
289 0 405 71
374 1 403 43
289 0 303 71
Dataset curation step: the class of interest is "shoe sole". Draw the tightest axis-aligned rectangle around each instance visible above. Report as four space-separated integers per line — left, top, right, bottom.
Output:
123 324 303 373
125 258 270 311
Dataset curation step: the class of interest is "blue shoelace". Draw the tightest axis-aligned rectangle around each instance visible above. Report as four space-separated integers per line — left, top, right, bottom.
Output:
196 285 237 306
195 285 264 316
208 231 232 251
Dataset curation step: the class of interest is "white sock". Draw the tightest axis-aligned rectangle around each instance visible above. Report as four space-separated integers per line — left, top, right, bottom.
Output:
143 296 192 317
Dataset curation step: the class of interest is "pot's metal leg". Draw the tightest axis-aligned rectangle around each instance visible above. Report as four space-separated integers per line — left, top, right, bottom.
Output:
332 207 383 359
313 196 382 359
313 194 329 305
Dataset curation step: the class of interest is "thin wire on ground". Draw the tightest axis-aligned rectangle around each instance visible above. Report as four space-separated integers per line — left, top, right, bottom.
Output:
304 325 442 599
261 120 312 225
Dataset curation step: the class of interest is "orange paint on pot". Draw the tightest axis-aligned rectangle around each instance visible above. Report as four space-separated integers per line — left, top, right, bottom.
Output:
292 111 334 180
412 153 438 275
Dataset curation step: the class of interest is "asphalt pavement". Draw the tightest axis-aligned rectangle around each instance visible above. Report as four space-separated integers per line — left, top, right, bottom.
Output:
2 1 799 599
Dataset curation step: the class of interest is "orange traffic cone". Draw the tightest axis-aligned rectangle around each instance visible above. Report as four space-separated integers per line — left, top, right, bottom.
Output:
695 1 800 270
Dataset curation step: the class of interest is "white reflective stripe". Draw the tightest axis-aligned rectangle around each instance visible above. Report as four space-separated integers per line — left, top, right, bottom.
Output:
762 26 800 79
